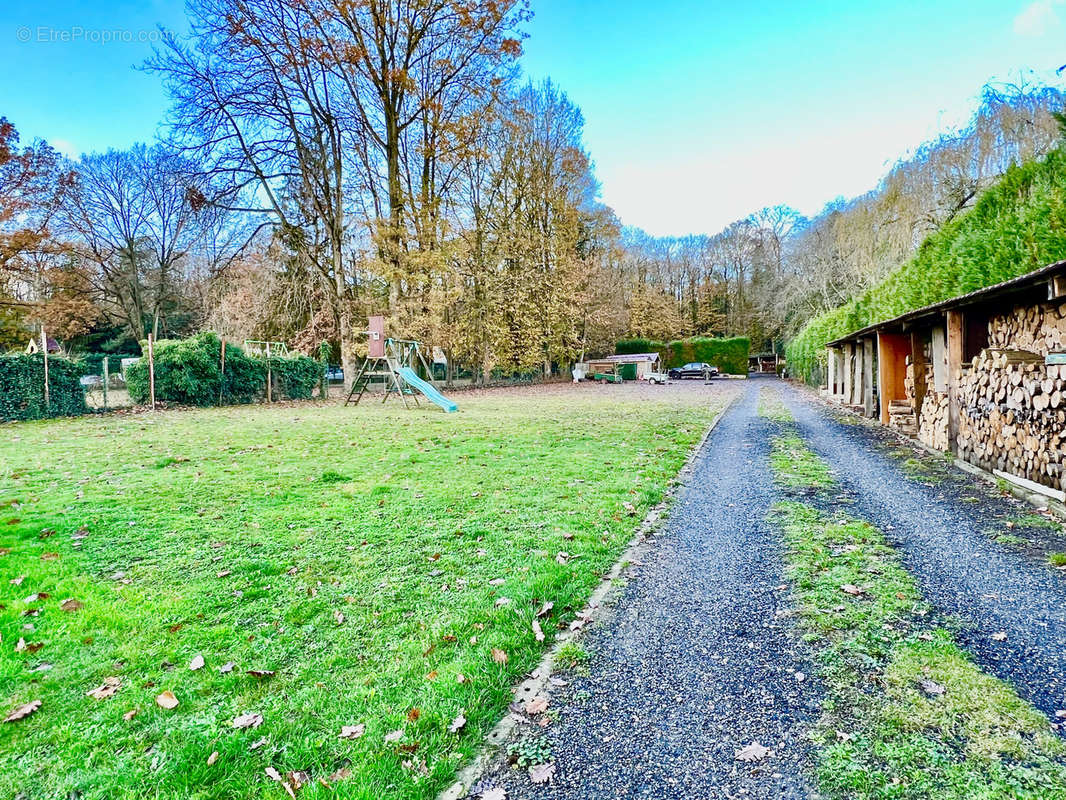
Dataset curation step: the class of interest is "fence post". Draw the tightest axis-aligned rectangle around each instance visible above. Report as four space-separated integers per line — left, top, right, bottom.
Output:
219 336 226 406
102 356 109 410
40 326 50 411
265 342 273 403
147 334 156 411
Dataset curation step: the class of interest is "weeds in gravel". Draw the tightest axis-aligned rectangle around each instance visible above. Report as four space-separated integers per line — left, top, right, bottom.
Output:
757 390 794 422
555 641 590 669
769 435 834 489
1049 552 1066 567
772 491 1066 798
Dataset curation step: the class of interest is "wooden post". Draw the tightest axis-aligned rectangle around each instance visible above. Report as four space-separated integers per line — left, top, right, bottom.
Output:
102 356 109 410
826 346 837 397
266 342 273 403
843 343 854 405
910 330 927 420
946 310 964 454
863 337 875 417
147 333 156 411
40 326 50 411
219 337 226 406
851 342 863 406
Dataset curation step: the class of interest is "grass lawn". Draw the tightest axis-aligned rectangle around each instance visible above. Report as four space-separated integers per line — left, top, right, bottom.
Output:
0 383 728 799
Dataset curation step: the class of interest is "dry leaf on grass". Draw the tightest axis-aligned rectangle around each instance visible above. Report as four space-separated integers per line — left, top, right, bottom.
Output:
218 662 236 673
3 700 41 723
207 751 218 766
155 691 179 710
622 501 637 516
529 762 555 784
246 669 275 679
448 714 466 733
532 619 545 642
86 677 121 700
918 678 946 697
456 673 468 684
494 597 512 607
491 648 508 665
122 708 138 721
384 729 404 743
9 575 24 585
60 598 84 612
339 724 365 740
334 610 345 625
536 601 553 618
735 741 771 762
189 654 205 670
233 712 263 729
839 584 865 596
216 570 231 578
407 708 421 722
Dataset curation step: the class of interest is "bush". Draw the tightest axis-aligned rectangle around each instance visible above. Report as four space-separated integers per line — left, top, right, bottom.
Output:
127 333 264 406
0 354 87 422
615 336 750 375
126 333 324 406
267 354 323 400
787 148 1066 383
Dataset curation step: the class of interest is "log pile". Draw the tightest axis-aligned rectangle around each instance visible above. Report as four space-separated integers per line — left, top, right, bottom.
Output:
918 391 950 451
888 400 918 437
987 301 1066 353
956 348 1065 492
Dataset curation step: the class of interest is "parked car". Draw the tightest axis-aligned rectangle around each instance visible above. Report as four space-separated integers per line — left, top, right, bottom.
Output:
668 362 719 379
326 367 344 382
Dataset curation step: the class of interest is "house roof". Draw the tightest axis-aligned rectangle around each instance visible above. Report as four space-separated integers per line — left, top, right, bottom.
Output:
826 259 1066 347
595 353 661 363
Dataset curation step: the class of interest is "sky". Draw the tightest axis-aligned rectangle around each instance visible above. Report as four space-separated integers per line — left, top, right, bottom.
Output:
2 1 1065 236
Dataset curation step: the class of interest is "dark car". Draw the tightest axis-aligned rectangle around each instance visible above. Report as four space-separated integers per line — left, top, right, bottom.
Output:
668 362 719 379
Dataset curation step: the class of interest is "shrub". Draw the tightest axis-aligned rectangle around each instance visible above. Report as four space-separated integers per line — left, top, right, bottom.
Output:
615 338 665 356
126 333 325 406
127 333 265 406
0 354 87 422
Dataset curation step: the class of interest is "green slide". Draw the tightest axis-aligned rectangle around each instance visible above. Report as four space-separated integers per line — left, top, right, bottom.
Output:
396 367 458 413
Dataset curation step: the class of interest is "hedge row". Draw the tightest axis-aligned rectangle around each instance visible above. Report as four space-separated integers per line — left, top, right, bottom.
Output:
126 332 323 407
786 148 1066 383
0 354 87 422
616 336 751 375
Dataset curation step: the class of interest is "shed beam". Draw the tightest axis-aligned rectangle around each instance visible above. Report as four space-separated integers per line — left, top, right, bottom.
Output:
863 338 875 417
946 310 964 454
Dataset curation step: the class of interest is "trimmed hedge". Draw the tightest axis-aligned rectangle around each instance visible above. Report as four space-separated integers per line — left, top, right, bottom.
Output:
616 336 751 375
0 354 87 422
786 148 1066 383
126 332 324 407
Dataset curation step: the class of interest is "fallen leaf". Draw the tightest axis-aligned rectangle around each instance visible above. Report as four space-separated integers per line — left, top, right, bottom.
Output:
9 575 24 585
86 677 121 700
735 741 771 762
60 598 84 613
3 700 41 723
155 691 179 710
491 648 508 665
246 669 275 679
839 584 864 596
216 570 231 578
407 707 421 722
218 661 236 673
555 552 570 565
339 723 365 740
488 578 505 586
622 501 637 516
495 597 512 607
448 714 466 733
481 787 507 800
249 736 269 750
524 696 548 715
384 729 404 743
122 708 138 721
426 670 438 681
529 762 555 784
532 619 545 642
233 712 263 729
536 601 554 618
207 751 219 766
189 654 205 670
991 631 1007 642
456 673 468 684
334 610 345 625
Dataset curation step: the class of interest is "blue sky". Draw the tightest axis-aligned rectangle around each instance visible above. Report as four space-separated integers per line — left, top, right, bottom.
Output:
2 1 1065 235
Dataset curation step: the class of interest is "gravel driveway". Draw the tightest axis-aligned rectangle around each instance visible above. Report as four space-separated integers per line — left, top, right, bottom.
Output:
478 379 820 799
779 382 1066 719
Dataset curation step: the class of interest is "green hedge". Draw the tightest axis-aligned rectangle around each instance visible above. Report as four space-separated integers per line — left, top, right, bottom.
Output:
0 354 87 422
786 148 1066 383
126 332 323 407
615 336 750 375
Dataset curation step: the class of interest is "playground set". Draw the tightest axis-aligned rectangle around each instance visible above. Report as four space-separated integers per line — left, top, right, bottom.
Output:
345 316 458 413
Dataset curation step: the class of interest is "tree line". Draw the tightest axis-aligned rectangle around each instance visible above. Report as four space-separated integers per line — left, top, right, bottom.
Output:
2 0 1063 386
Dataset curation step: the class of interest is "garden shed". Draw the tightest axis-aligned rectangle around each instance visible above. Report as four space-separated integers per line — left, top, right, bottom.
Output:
587 353 661 381
825 260 1066 500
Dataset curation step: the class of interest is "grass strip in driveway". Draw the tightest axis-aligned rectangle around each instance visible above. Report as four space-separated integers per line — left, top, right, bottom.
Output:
766 428 1066 800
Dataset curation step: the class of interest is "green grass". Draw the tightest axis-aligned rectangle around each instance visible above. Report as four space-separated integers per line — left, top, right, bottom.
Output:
768 438 1066 800
769 435 835 489
1049 553 1066 567
0 387 726 800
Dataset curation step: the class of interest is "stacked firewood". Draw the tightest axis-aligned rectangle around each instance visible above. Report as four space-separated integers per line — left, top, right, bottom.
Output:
988 301 1066 353
957 348 1065 491
918 391 950 451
